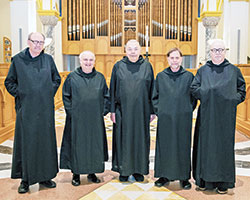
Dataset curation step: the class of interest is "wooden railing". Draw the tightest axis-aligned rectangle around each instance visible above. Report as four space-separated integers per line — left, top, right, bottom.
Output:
236 65 250 137
0 63 249 144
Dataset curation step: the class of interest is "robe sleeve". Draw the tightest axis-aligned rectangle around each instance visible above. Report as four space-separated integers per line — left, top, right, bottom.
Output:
50 57 61 96
4 60 18 98
190 69 201 100
103 78 110 116
151 76 159 116
110 64 117 113
190 74 198 110
149 64 155 114
236 69 246 105
62 76 72 116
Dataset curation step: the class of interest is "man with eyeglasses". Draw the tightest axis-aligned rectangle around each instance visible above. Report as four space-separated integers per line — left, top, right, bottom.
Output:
191 39 246 194
5 32 61 193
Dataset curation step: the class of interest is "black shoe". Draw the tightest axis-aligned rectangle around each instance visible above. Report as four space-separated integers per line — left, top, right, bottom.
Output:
196 179 206 191
87 174 101 183
39 180 56 188
133 173 144 182
119 175 129 182
72 174 80 186
216 186 228 194
18 181 29 194
154 177 169 187
180 180 192 190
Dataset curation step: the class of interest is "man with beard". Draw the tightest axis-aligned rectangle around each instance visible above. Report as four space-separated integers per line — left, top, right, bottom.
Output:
110 40 155 182
191 39 246 194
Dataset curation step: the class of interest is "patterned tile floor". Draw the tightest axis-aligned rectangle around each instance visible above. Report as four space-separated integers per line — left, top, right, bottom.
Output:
0 107 250 199
80 179 185 200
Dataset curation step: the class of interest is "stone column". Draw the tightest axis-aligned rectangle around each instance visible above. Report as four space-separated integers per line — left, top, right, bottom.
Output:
202 16 221 61
39 15 58 58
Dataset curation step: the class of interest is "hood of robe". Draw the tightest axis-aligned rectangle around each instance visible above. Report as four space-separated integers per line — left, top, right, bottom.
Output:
121 55 145 65
163 66 186 76
16 47 45 61
75 66 97 78
206 59 230 68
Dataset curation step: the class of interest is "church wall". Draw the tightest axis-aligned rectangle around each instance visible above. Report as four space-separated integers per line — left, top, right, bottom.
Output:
54 21 64 72
196 22 206 66
248 2 250 60
223 1 249 64
0 0 11 63
216 6 224 40
36 4 43 34
10 0 36 56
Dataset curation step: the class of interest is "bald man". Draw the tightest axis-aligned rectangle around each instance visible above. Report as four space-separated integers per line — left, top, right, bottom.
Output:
191 39 246 194
110 40 155 182
60 51 110 186
5 32 61 193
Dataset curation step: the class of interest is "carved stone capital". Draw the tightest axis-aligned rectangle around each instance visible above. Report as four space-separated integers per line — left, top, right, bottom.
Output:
39 15 58 26
202 16 221 27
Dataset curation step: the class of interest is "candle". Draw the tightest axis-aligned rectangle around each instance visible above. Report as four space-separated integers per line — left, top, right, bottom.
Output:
146 25 149 52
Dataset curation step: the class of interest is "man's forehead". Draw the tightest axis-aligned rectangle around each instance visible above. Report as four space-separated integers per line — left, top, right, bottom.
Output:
30 33 44 40
126 42 140 48
82 54 94 59
169 51 181 57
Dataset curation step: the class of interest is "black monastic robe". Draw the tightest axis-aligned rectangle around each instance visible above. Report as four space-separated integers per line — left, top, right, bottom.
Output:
110 56 154 176
190 59 246 189
60 67 109 174
4 48 61 185
152 67 196 180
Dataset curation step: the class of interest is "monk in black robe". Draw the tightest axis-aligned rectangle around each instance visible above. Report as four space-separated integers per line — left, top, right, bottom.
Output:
4 32 61 193
152 48 196 189
60 51 109 186
110 40 155 182
191 39 246 194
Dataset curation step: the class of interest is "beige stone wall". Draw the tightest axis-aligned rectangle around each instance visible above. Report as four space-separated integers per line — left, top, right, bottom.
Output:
248 2 250 60
0 0 11 63
217 7 224 40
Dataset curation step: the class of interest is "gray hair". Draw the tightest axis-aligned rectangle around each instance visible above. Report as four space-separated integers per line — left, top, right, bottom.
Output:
28 32 45 41
79 50 96 61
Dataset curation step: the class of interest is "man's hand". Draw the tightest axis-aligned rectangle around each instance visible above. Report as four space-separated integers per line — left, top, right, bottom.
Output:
111 113 116 123
150 114 156 122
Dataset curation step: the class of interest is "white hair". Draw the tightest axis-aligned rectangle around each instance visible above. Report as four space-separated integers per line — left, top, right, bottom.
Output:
208 39 225 49
79 50 95 61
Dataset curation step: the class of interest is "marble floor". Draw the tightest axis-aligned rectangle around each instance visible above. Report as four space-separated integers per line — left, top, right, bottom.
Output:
0 107 250 200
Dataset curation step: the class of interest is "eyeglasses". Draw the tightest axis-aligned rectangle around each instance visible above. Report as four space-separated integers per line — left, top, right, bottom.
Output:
29 39 45 45
210 48 225 53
